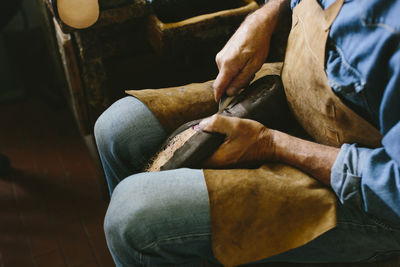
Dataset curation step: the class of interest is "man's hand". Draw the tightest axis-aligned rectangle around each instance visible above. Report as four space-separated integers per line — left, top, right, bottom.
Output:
199 115 276 168
213 0 290 102
199 114 340 186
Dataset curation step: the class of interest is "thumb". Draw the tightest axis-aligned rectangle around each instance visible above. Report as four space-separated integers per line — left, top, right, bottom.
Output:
199 115 237 135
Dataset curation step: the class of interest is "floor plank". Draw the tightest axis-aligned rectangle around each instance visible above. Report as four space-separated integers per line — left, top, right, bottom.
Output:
0 98 112 267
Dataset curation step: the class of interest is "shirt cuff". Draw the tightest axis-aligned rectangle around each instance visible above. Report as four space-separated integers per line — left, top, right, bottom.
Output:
330 143 372 209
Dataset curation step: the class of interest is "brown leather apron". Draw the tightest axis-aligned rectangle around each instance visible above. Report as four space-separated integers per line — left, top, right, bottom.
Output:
126 80 218 134
204 0 382 266
281 0 381 148
126 0 382 266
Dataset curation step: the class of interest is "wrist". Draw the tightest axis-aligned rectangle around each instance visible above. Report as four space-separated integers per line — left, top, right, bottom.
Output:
257 128 279 162
271 130 340 186
269 129 286 162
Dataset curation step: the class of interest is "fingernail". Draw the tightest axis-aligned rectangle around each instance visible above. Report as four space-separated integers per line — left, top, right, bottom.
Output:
226 87 237 96
199 118 210 129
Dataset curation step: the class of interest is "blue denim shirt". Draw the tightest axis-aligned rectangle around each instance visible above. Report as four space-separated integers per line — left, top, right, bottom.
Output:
290 0 400 226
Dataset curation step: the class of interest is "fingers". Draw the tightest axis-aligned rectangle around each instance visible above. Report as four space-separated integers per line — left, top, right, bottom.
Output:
213 47 245 102
199 115 273 168
199 115 235 167
213 56 262 101
213 69 234 103
199 114 238 135
213 63 252 101
228 60 262 94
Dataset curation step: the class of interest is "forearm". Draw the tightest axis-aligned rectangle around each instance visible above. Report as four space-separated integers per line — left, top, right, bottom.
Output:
268 130 340 186
249 0 291 35
200 115 339 185
231 0 290 46
212 0 291 101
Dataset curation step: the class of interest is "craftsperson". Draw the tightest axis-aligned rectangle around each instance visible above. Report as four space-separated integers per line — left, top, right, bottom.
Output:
94 0 400 266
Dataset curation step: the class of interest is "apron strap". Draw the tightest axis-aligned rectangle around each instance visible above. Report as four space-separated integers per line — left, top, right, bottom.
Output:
324 0 344 30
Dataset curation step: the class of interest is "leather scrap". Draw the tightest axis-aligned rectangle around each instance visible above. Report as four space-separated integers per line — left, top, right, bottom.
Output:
126 81 217 133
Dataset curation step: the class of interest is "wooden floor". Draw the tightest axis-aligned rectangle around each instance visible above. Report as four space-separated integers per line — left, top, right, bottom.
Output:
0 97 114 267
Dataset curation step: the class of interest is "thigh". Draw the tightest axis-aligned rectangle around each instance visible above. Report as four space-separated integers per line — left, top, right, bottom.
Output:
204 165 400 265
258 203 400 264
106 166 400 266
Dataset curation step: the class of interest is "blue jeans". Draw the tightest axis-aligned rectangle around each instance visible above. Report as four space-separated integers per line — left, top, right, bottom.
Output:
94 97 400 267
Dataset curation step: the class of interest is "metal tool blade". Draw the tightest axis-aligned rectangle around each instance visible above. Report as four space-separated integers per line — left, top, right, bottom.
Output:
218 94 235 112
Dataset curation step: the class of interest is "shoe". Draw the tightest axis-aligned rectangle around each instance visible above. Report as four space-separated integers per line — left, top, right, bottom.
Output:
146 75 293 171
52 0 100 29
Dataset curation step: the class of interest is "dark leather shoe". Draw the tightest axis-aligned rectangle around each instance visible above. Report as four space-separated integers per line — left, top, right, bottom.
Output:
147 75 294 171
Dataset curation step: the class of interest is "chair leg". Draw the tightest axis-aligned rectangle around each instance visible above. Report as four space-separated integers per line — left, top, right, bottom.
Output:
0 153 11 176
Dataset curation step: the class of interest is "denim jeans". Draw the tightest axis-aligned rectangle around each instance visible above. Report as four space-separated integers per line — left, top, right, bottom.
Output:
95 96 400 267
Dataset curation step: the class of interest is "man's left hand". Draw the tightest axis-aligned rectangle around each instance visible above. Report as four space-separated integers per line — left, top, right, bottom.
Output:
199 114 340 186
199 115 275 168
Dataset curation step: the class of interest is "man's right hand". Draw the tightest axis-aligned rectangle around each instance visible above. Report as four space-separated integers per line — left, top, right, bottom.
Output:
213 0 290 102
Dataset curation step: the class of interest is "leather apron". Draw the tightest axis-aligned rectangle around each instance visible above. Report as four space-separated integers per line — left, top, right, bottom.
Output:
205 0 382 266
126 0 382 266
281 0 381 148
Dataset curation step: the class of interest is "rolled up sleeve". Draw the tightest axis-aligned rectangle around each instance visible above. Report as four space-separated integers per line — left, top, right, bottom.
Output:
330 41 400 226
331 140 400 225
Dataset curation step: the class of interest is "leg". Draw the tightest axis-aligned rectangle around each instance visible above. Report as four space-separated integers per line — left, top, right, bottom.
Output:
104 168 216 267
256 203 400 264
94 96 167 194
104 170 400 267
96 98 400 265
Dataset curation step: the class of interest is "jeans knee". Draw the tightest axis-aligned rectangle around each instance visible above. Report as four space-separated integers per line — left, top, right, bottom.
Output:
94 102 125 150
104 170 211 266
104 175 163 253
94 110 111 149
94 97 140 155
94 106 115 152
94 96 165 157
104 185 149 266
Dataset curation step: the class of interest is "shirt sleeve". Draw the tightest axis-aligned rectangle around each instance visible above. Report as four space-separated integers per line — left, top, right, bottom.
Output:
331 143 400 225
290 0 302 9
330 50 400 226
